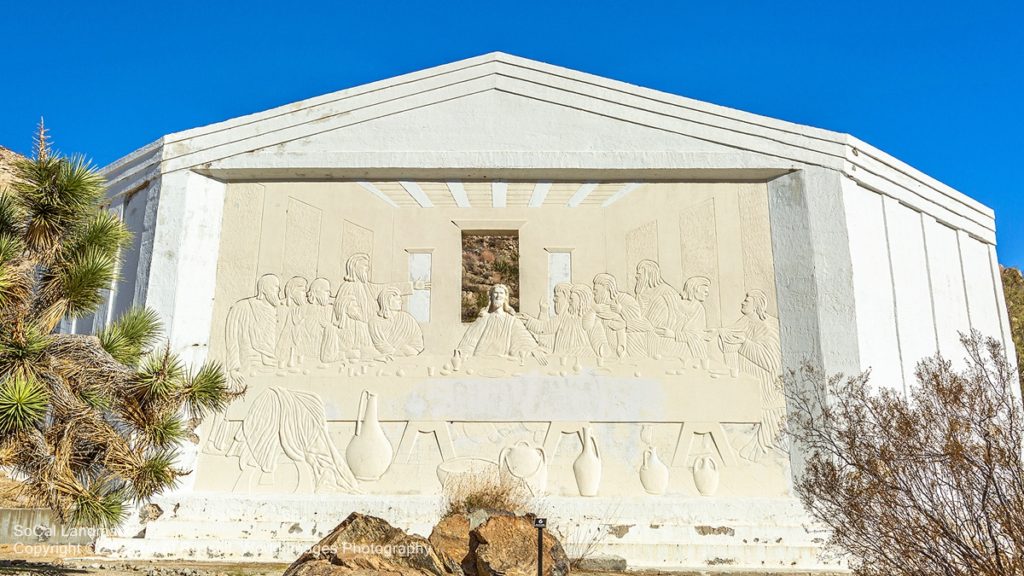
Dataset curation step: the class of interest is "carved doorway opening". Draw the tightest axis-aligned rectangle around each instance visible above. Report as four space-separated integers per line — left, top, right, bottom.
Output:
460 230 520 322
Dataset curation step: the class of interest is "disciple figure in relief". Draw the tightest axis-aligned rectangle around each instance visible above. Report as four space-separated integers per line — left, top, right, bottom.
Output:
456 284 545 363
718 289 783 462
519 282 571 352
332 254 426 362
224 273 282 387
551 282 572 317
555 284 608 357
659 276 712 363
592 273 651 358
276 277 310 369
301 278 334 365
634 260 685 357
369 286 424 361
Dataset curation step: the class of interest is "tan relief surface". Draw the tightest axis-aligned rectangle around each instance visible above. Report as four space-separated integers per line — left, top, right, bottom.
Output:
196 181 790 499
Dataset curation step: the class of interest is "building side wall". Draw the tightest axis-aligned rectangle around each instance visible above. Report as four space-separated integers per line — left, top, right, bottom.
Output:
841 178 1013 390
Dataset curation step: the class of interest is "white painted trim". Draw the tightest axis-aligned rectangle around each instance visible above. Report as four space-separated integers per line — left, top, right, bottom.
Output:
450 219 527 230
399 181 433 207
356 181 400 208
446 181 470 207
99 53 997 243
566 182 597 207
602 183 640 207
491 181 507 208
529 182 551 207
955 230 976 331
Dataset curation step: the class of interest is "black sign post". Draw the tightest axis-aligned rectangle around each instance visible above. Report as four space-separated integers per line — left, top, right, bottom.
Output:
533 517 547 576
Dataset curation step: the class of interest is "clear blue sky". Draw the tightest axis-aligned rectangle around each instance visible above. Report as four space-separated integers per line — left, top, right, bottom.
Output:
2 1 1021 264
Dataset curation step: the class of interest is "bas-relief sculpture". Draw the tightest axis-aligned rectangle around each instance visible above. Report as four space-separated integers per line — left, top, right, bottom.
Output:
345 390 393 481
223 255 426 383
201 181 787 499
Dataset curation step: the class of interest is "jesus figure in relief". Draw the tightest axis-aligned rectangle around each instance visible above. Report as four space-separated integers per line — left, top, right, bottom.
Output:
455 284 546 364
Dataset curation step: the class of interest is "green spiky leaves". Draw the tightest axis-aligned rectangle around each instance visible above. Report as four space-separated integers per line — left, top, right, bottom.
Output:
0 130 239 530
127 450 181 501
131 348 184 403
55 211 131 318
0 322 51 377
56 246 117 318
14 154 107 256
68 478 127 530
144 413 187 449
0 375 49 434
70 210 130 258
98 308 161 367
3 147 131 331
182 361 232 419
0 193 25 239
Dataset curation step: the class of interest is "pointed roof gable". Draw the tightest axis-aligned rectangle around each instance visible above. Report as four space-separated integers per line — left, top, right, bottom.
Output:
101 52 995 242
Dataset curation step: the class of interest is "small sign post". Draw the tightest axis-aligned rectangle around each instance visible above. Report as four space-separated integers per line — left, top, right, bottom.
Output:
533 517 547 576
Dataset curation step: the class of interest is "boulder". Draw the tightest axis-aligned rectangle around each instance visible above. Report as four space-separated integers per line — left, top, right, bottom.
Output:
470 514 570 576
283 512 449 576
428 514 473 576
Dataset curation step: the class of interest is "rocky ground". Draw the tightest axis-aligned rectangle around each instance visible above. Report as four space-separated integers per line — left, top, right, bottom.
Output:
0 532 844 576
0 146 22 190
0 558 842 576
461 234 520 321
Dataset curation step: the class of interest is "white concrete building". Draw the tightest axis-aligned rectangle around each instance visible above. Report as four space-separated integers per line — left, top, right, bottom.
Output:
83 53 1013 570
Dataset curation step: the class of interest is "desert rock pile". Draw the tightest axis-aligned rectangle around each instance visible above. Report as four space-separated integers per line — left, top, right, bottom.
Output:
470 514 569 576
285 512 569 576
460 234 520 321
0 146 23 189
282 513 448 576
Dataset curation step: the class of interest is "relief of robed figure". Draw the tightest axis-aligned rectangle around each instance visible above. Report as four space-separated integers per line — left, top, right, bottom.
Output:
528 283 607 357
224 273 282 387
592 272 650 358
328 253 427 362
229 386 359 493
661 276 713 364
276 276 311 369
635 259 688 358
368 286 424 361
456 284 546 364
718 289 783 462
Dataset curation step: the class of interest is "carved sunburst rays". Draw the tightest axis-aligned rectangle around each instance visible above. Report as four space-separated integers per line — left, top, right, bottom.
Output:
356 181 640 208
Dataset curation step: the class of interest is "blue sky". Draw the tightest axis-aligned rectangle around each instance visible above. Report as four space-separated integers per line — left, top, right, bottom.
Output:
2 1 1021 264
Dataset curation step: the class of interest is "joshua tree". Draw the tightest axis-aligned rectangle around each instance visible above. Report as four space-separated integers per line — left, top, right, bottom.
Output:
0 125 236 528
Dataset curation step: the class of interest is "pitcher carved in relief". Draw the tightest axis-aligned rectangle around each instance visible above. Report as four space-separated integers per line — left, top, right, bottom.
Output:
498 441 547 495
639 446 669 495
344 390 393 481
573 427 602 497
692 456 720 497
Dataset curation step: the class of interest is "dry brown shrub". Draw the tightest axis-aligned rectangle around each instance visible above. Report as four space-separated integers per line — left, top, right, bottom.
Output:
440 471 534 518
785 331 1024 576
550 502 622 570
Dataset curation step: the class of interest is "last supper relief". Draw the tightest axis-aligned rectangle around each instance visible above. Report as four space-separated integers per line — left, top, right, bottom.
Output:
195 180 789 499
